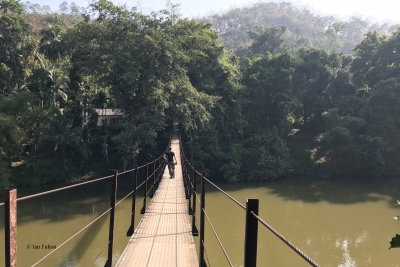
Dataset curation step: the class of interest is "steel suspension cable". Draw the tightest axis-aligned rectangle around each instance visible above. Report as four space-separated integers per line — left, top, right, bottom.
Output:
188 179 201 205
90 190 150 267
0 151 167 266
88 168 158 267
0 158 164 207
16 174 114 202
31 207 112 267
145 165 164 196
89 240 111 267
181 152 245 210
115 164 163 208
185 171 233 266
118 157 162 175
202 207 234 267
182 149 320 267
203 177 246 210
250 211 320 267
202 240 212 267
30 160 161 266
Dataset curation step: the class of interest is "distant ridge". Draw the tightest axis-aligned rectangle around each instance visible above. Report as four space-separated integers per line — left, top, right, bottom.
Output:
200 1 396 54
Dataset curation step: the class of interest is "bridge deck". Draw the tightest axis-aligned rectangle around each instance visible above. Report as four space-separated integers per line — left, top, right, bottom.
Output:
116 137 198 267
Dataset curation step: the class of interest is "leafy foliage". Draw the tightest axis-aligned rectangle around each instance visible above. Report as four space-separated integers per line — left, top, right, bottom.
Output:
0 0 228 187
202 2 395 55
2 0 400 190
390 234 400 249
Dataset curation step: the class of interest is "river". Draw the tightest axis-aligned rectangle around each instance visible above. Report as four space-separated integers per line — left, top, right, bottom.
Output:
1 176 399 266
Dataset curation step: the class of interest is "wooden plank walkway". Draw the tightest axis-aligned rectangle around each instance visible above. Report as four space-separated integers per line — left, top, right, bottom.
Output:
116 137 198 267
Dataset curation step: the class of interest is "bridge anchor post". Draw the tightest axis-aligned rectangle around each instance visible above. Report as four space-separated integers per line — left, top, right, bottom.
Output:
140 163 148 214
199 172 207 267
4 188 17 267
150 161 155 198
188 168 193 215
244 198 259 267
105 171 118 267
127 167 138 236
191 171 198 236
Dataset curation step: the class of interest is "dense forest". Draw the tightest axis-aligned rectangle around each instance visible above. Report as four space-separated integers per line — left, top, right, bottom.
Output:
1 0 400 188
203 1 397 54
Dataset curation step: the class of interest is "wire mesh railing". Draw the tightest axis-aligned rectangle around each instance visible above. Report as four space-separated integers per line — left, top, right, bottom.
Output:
3 150 167 267
179 135 320 267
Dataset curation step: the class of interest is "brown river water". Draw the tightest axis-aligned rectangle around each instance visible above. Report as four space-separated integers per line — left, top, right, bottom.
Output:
1 176 400 266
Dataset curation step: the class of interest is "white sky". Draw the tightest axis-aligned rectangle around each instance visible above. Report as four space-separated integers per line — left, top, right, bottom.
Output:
25 0 400 24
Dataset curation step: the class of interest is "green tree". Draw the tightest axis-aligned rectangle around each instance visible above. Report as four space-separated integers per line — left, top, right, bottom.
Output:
293 48 345 129
351 31 385 88
248 26 287 56
0 0 34 93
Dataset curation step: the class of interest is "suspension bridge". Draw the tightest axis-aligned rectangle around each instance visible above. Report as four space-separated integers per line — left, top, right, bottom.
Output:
2 124 320 267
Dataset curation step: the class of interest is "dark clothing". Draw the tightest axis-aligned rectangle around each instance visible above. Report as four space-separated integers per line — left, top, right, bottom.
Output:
168 162 175 178
166 151 175 163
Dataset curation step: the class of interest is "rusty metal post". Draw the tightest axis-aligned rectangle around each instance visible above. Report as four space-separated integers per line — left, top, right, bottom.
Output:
127 167 138 236
199 172 206 267
244 199 259 267
105 171 118 267
192 171 198 236
141 163 148 214
5 189 17 267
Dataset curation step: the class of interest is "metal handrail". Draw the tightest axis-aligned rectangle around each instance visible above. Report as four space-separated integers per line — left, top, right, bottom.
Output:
3 139 169 267
0 156 166 207
180 134 320 267
31 207 112 267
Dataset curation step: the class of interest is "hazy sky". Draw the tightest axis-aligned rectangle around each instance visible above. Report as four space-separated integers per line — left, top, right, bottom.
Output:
25 0 400 24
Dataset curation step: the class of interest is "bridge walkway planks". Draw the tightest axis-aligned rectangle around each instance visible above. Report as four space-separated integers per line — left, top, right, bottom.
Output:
116 137 198 267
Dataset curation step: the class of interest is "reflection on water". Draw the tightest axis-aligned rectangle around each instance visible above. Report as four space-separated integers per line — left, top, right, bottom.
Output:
1 176 400 266
194 177 400 267
0 175 144 266
336 239 356 267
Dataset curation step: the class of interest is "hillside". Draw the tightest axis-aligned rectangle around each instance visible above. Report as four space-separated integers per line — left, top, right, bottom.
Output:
201 1 396 54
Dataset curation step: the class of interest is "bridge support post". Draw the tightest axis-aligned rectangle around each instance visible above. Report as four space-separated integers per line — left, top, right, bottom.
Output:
105 171 118 267
4 188 17 267
156 160 161 189
160 160 165 187
182 161 186 196
192 171 198 236
141 163 148 214
188 168 193 215
199 172 207 267
244 198 259 267
127 167 138 236
151 161 155 198
184 163 189 199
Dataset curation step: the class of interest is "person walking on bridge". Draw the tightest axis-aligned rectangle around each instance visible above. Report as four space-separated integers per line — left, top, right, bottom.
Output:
164 147 177 178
